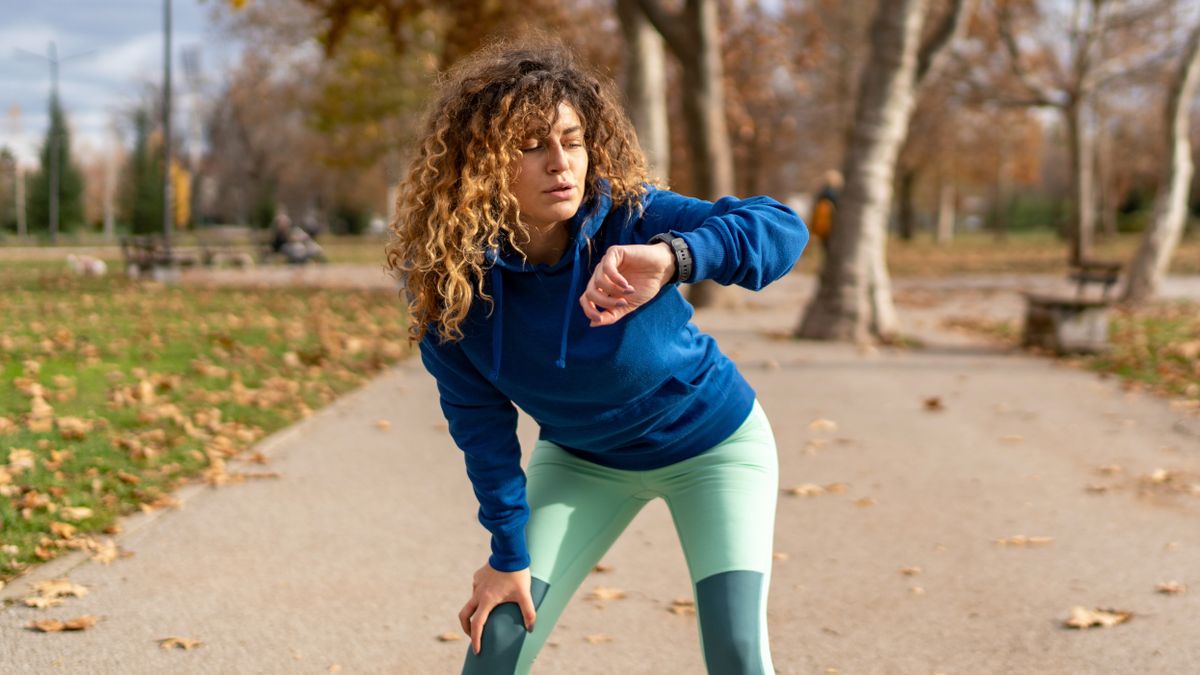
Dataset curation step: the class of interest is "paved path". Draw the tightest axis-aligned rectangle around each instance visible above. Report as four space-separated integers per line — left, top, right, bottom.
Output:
2 274 1198 674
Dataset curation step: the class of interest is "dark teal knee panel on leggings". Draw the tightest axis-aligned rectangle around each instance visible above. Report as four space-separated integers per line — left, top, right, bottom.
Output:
696 570 768 675
461 577 550 674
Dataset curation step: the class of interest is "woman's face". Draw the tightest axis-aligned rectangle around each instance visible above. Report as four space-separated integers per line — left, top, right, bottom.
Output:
511 102 589 231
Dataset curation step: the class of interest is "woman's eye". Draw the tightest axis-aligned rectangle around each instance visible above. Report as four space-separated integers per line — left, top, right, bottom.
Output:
520 145 541 153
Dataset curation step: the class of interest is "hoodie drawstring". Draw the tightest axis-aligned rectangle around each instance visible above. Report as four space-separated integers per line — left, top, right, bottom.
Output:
556 245 582 369
488 264 503 381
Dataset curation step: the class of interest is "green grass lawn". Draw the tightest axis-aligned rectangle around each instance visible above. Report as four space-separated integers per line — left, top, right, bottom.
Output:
1085 302 1200 401
0 266 410 583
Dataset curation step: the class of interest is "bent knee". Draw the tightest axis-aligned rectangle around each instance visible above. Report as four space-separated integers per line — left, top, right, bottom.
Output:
461 577 551 675
461 603 528 675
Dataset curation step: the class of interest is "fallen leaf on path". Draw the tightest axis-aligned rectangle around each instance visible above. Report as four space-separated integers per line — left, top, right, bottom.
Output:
374 419 391 430
584 633 614 644
855 497 876 507
587 587 626 601
28 615 97 632
1063 607 1132 629
994 535 1054 547
591 563 612 573
669 598 696 615
784 484 825 497
923 397 944 412
30 579 88 601
158 637 203 650
773 552 789 561
824 482 849 494
1155 581 1186 595
899 566 922 576
437 632 462 642
910 586 925 595
808 419 838 432
1148 468 1171 483
329 665 342 673
1096 464 1123 475
24 597 64 609
1085 484 1112 494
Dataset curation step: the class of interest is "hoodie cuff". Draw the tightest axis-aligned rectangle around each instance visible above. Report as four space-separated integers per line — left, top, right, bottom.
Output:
676 226 727 285
488 528 531 572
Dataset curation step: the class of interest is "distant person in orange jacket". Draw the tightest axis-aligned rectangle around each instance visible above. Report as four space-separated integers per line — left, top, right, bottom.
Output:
810 170 842 255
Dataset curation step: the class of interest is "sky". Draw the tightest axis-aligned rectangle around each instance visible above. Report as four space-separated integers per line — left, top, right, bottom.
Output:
0 0 238 168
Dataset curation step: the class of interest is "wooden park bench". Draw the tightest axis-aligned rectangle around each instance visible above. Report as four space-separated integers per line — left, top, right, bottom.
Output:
1022 259 1123 354
194 225 268 268
119 234 203 279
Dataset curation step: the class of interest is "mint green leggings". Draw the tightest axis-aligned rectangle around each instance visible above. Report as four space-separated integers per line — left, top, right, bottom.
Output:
463 400 778 674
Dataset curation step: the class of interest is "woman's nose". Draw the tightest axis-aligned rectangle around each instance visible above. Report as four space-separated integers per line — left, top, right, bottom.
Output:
546 143 568 173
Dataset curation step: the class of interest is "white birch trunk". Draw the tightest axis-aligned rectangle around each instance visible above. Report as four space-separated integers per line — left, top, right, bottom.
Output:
1124 23 1200 304
617 0 670 181
637 0 736 309
796 0 929 341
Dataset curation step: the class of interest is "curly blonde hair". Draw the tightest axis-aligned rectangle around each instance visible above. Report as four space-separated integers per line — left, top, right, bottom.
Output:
385 40 650 344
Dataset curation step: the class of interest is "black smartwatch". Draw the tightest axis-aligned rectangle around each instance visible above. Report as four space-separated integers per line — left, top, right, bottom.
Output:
648 232 693 285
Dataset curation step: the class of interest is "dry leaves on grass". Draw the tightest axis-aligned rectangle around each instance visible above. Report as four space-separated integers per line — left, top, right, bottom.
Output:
28 615 98 632
1063 607 1132 629
158 637 203 650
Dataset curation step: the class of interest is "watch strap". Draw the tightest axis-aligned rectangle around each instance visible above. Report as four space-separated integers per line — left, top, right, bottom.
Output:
648 232 693 285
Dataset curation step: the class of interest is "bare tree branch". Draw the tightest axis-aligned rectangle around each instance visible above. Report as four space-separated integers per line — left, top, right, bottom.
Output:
998 5 1062 106
916 0 977 86
634 0 691 58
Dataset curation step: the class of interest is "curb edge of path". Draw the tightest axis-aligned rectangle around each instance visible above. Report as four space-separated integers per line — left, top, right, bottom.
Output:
0 359 414 606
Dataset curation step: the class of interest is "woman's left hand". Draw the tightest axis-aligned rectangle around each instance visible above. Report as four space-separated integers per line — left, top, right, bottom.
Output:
579 242 676 327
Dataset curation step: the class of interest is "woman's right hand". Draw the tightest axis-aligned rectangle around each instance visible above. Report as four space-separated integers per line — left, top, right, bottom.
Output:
459 563 537 656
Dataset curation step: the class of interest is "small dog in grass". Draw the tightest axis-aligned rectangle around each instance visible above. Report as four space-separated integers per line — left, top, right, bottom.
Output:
66 254 108 277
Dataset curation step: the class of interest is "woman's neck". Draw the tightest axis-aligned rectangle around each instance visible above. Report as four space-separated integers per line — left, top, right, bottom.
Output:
515 221 571 266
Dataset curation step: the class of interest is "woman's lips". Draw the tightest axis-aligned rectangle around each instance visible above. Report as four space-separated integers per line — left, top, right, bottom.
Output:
544 185 576 200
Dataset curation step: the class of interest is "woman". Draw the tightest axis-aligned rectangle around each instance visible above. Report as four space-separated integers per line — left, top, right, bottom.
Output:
386 41 808 674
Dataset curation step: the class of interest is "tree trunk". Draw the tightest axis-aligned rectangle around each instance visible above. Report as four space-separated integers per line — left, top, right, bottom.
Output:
617 0 670 181
897 166 917 241
1065 97 1096 263
1124 23 1200 304
637 0 735 309
796 0 930 341
935 182 955 245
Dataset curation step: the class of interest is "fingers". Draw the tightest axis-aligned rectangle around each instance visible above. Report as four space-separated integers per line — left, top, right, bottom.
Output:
600 252 634 294
578 291 626 327
518 594 537 633
459 598 476 636
470 603 493 656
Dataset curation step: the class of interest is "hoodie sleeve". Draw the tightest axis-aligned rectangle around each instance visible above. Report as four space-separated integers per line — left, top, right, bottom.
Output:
636 188 809 290
418 334 530 573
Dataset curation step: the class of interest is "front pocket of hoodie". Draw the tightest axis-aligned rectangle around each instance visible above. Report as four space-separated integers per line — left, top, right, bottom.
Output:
540 374 702 450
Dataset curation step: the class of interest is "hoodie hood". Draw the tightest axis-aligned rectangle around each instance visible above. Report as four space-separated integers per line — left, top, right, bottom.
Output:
481 185 614 380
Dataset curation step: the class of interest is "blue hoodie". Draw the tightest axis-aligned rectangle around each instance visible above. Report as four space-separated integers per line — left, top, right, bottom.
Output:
418 185 808 572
